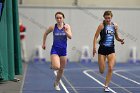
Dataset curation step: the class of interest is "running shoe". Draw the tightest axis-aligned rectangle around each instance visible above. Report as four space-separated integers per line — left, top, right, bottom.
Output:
54 82 61 91
104 86 110 92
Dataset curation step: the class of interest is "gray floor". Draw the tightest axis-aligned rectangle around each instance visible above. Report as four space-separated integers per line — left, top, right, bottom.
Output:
0 62 26 93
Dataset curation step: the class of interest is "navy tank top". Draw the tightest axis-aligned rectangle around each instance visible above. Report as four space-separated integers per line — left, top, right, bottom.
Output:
99 22 115 47
52 24 67 48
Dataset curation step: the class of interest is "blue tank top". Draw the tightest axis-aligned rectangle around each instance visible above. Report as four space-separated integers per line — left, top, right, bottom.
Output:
52 24 67 48
99 22 115 47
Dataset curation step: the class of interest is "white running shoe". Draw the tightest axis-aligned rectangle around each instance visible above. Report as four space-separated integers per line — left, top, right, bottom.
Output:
54 82 61 91
104 86 110 92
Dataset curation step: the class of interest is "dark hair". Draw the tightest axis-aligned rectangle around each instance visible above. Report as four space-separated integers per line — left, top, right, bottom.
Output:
103 10 113 17
55 12 65 18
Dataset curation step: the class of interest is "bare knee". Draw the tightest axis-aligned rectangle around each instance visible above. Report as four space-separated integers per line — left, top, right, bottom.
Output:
108 66 113 73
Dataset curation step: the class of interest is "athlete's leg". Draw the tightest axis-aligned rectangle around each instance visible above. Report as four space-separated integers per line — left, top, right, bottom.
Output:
51 54 60 70
51 54 61 90
55 56 67 84
98 54 106 74
22 39 27 62
105 53 116 87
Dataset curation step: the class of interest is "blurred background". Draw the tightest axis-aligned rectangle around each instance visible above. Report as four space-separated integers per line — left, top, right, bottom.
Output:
18 0 140 63
0 0 140 93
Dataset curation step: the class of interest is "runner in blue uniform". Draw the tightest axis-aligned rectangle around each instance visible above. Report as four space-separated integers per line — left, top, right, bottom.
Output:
42 12 72 91
93 11 124 92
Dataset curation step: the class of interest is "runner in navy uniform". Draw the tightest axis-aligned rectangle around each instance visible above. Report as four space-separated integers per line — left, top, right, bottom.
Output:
42 12 72 91
93 11 124 92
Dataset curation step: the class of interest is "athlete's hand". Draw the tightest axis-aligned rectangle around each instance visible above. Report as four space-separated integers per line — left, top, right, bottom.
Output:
63 24 68 32
42 44 46 50
120 39 124 44
93 48 96 57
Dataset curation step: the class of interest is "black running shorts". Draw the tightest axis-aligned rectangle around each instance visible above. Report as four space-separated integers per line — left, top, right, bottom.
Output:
98 45 115 55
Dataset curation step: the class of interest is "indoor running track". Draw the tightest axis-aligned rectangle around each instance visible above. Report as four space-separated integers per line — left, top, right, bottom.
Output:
22 61 140 93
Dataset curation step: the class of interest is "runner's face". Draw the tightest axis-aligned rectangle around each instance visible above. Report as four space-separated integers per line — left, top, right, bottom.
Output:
55 14 64 24
104 15 112 24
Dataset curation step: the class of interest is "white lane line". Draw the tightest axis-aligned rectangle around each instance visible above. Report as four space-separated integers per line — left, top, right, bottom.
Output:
83 70 117 93
92 70 132 93
62 75 79 93
66 86 140 89
122 71 140 79
113 70 140 85
65 68 87 71
54 71 70 93
20 63 28 93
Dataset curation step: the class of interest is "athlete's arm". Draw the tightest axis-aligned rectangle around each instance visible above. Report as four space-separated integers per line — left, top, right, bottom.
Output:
114 23 124 44
42 26 54 50
93 23 104 57
63 24 72 39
